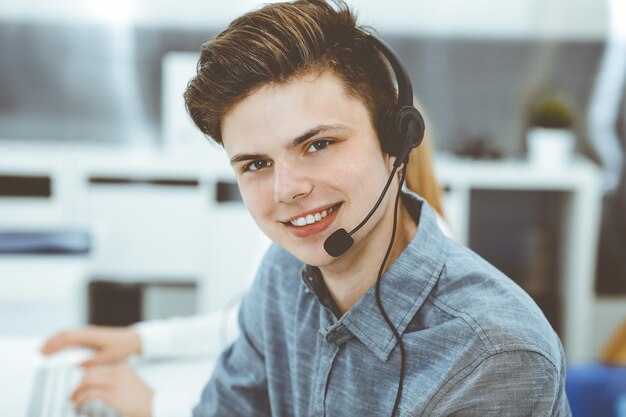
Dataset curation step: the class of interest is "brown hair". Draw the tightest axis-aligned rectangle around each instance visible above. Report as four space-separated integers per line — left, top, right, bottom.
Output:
184 0 446 218
183 0 395 144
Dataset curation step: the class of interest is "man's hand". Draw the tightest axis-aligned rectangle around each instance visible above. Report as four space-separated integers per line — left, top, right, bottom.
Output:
72 362 154 417
41 326 142 366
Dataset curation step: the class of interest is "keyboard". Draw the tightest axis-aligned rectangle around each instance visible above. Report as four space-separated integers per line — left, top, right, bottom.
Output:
27 348 123 417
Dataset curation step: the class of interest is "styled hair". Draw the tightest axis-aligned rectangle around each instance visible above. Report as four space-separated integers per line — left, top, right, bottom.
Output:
184 0 447 219
183 0 396 144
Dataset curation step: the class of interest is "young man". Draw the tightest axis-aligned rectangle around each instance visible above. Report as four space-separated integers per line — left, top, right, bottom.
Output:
185 1 571 416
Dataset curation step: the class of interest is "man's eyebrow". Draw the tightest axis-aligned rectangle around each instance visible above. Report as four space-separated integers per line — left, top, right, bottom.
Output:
284 124 348 150
230 152 267 165
229 124 348 165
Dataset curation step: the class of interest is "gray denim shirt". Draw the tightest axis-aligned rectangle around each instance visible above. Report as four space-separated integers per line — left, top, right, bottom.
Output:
193 192 571 416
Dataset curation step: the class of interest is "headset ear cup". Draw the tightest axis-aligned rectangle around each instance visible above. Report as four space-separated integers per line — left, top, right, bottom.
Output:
391 106 424 164
378 105 425 161
378 106 403 157
397 106 425 151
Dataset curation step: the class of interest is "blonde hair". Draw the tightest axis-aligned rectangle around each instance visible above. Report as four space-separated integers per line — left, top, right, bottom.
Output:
405 134 445 219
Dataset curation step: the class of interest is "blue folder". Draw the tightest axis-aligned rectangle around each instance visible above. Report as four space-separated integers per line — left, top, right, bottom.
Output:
0 231 91 254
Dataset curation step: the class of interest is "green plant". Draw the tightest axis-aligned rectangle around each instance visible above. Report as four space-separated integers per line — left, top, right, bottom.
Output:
528 98 573 129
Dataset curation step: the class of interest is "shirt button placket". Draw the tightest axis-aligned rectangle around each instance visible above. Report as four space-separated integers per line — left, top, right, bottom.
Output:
311 332 338 417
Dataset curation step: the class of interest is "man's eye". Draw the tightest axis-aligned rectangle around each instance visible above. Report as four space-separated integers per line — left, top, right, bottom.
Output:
306 140 331 153
245 160 272 172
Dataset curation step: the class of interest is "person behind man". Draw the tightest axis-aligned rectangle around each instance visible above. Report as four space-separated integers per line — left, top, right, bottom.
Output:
178 1 571 416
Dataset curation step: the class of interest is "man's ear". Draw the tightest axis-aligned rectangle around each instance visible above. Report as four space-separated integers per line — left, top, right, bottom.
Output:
385 152 402 174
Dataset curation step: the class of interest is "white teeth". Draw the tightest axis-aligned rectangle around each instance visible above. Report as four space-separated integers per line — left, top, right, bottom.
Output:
290 205 337 227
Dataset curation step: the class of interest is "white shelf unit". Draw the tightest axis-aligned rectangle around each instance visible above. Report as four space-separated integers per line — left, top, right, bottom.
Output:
435 154 603 363
0 143 264 336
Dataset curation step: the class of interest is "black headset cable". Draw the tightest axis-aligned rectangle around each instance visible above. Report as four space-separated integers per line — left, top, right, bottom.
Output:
374 164 408 417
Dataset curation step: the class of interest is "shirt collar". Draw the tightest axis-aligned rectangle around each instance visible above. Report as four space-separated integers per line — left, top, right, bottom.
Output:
300 192 448 362
301 264 341 318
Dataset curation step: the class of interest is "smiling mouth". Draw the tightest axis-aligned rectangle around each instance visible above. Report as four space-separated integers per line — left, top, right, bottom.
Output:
282 203 342 238
287 204 340 227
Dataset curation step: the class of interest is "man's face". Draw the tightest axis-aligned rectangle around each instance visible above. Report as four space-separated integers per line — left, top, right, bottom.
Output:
222 71 394 267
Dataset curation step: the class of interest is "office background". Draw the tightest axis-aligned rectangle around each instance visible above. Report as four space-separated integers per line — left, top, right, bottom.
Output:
0 0 625 366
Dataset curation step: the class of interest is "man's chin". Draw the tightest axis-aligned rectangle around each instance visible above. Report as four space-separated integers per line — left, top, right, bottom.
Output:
274 233 334 267
290 248 336 268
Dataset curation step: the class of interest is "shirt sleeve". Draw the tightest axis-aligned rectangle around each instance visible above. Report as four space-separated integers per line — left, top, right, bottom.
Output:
192 288 271 417
132 305 240 360
427 350 571 416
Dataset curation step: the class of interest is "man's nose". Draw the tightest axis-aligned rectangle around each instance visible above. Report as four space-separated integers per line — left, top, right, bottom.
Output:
273 161 313 203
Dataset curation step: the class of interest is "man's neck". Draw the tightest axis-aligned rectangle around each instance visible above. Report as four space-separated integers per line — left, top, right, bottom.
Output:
319 201 417 316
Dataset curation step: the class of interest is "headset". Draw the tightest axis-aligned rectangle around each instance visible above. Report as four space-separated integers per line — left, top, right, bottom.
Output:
323 32 425 417
323 32 425 258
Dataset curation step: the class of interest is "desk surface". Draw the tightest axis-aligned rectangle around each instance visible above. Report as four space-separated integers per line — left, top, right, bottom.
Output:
0 337 217 417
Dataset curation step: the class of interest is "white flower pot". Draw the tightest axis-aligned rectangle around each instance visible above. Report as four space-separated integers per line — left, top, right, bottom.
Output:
526 128 575 169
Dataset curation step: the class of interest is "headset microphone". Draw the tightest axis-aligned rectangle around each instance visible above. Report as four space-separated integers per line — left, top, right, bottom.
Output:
323 112 423 257
323 163 400 257
323 31 424 258
324 115 419 258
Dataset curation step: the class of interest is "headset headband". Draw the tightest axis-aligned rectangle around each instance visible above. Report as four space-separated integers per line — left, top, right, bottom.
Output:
363 31 414 107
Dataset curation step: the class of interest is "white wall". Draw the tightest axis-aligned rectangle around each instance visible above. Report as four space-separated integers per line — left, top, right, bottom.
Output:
0 0 609 39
